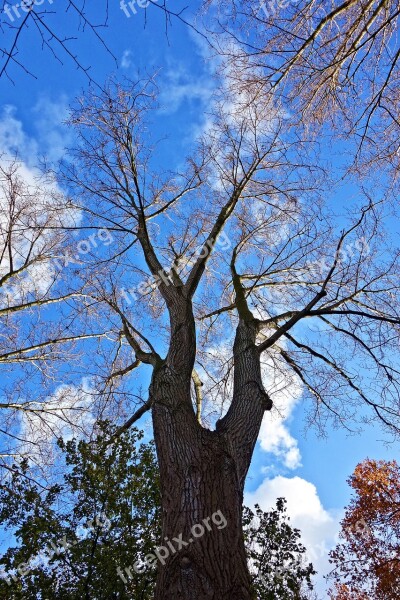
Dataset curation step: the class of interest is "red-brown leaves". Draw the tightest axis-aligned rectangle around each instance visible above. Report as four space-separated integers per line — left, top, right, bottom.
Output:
328 459 400 599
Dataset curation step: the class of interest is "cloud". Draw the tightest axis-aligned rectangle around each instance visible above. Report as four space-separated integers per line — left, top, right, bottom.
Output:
0 103 81 300
0 105 37 165
121 49 132 69
159 61 214 115
19 379 96 464
258 408 302 470
258 350 303 469
245 475 342 594
32 96 72 162
0 98 71 165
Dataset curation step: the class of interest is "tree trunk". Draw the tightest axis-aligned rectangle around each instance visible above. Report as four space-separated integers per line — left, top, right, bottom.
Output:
148 295 266 599
152 383 253 600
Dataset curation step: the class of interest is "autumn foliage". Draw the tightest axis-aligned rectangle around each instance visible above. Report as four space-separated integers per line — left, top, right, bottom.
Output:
328 459 400 599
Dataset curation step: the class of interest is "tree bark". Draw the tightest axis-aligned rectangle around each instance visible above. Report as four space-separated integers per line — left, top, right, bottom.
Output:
152 372 253 600
150 294 268 599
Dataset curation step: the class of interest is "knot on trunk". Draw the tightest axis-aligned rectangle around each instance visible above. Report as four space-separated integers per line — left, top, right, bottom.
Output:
248 380 273 411
181 556 192 569
262 391 273 411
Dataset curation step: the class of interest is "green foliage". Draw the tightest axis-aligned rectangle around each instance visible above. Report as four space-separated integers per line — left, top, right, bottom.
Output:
0 422 161 599
244 499 316 600
0 426 315 599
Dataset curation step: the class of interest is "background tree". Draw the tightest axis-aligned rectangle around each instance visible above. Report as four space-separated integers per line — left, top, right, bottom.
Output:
244 499 316 599
328 459 400 599
0 425 315 599
328 584 368 600
0 423 161 600
0 156 117 480
207 0 400 177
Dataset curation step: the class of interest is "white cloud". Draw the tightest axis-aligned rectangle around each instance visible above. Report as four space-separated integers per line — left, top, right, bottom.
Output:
258 410 302 470
159 62 214 115
32 96 72 162
0 104 81 300
0 105 37 165
245 475 342 595
121 49 132 69
19 379 96 464
258 350 303 469
0 98 71 166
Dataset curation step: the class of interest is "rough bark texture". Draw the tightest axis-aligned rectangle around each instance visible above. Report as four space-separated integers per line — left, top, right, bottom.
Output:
153 395 252 599
151 292 271 599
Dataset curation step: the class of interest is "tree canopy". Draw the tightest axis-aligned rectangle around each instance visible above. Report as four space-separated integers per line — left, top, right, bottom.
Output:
328 459 400 599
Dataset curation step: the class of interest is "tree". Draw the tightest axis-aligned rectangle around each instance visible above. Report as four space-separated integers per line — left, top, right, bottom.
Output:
47 75 400 599
328 459 400 599
0 423 161 599
328 584 369 600
0 156 116 476
207 0 400 174
0 425 315 599
244 500 315 599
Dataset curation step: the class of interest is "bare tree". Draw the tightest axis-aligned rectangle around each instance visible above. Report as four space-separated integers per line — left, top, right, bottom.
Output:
0 157 113 473
54 77 400 599
205 0 400 175
0 0 114 83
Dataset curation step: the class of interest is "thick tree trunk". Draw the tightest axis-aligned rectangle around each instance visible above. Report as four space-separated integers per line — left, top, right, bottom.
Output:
148 295 266 599
152 388 253 600
122 147 277 598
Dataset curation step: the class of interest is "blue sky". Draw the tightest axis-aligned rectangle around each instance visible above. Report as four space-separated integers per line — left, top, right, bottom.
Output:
1 1 399 595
